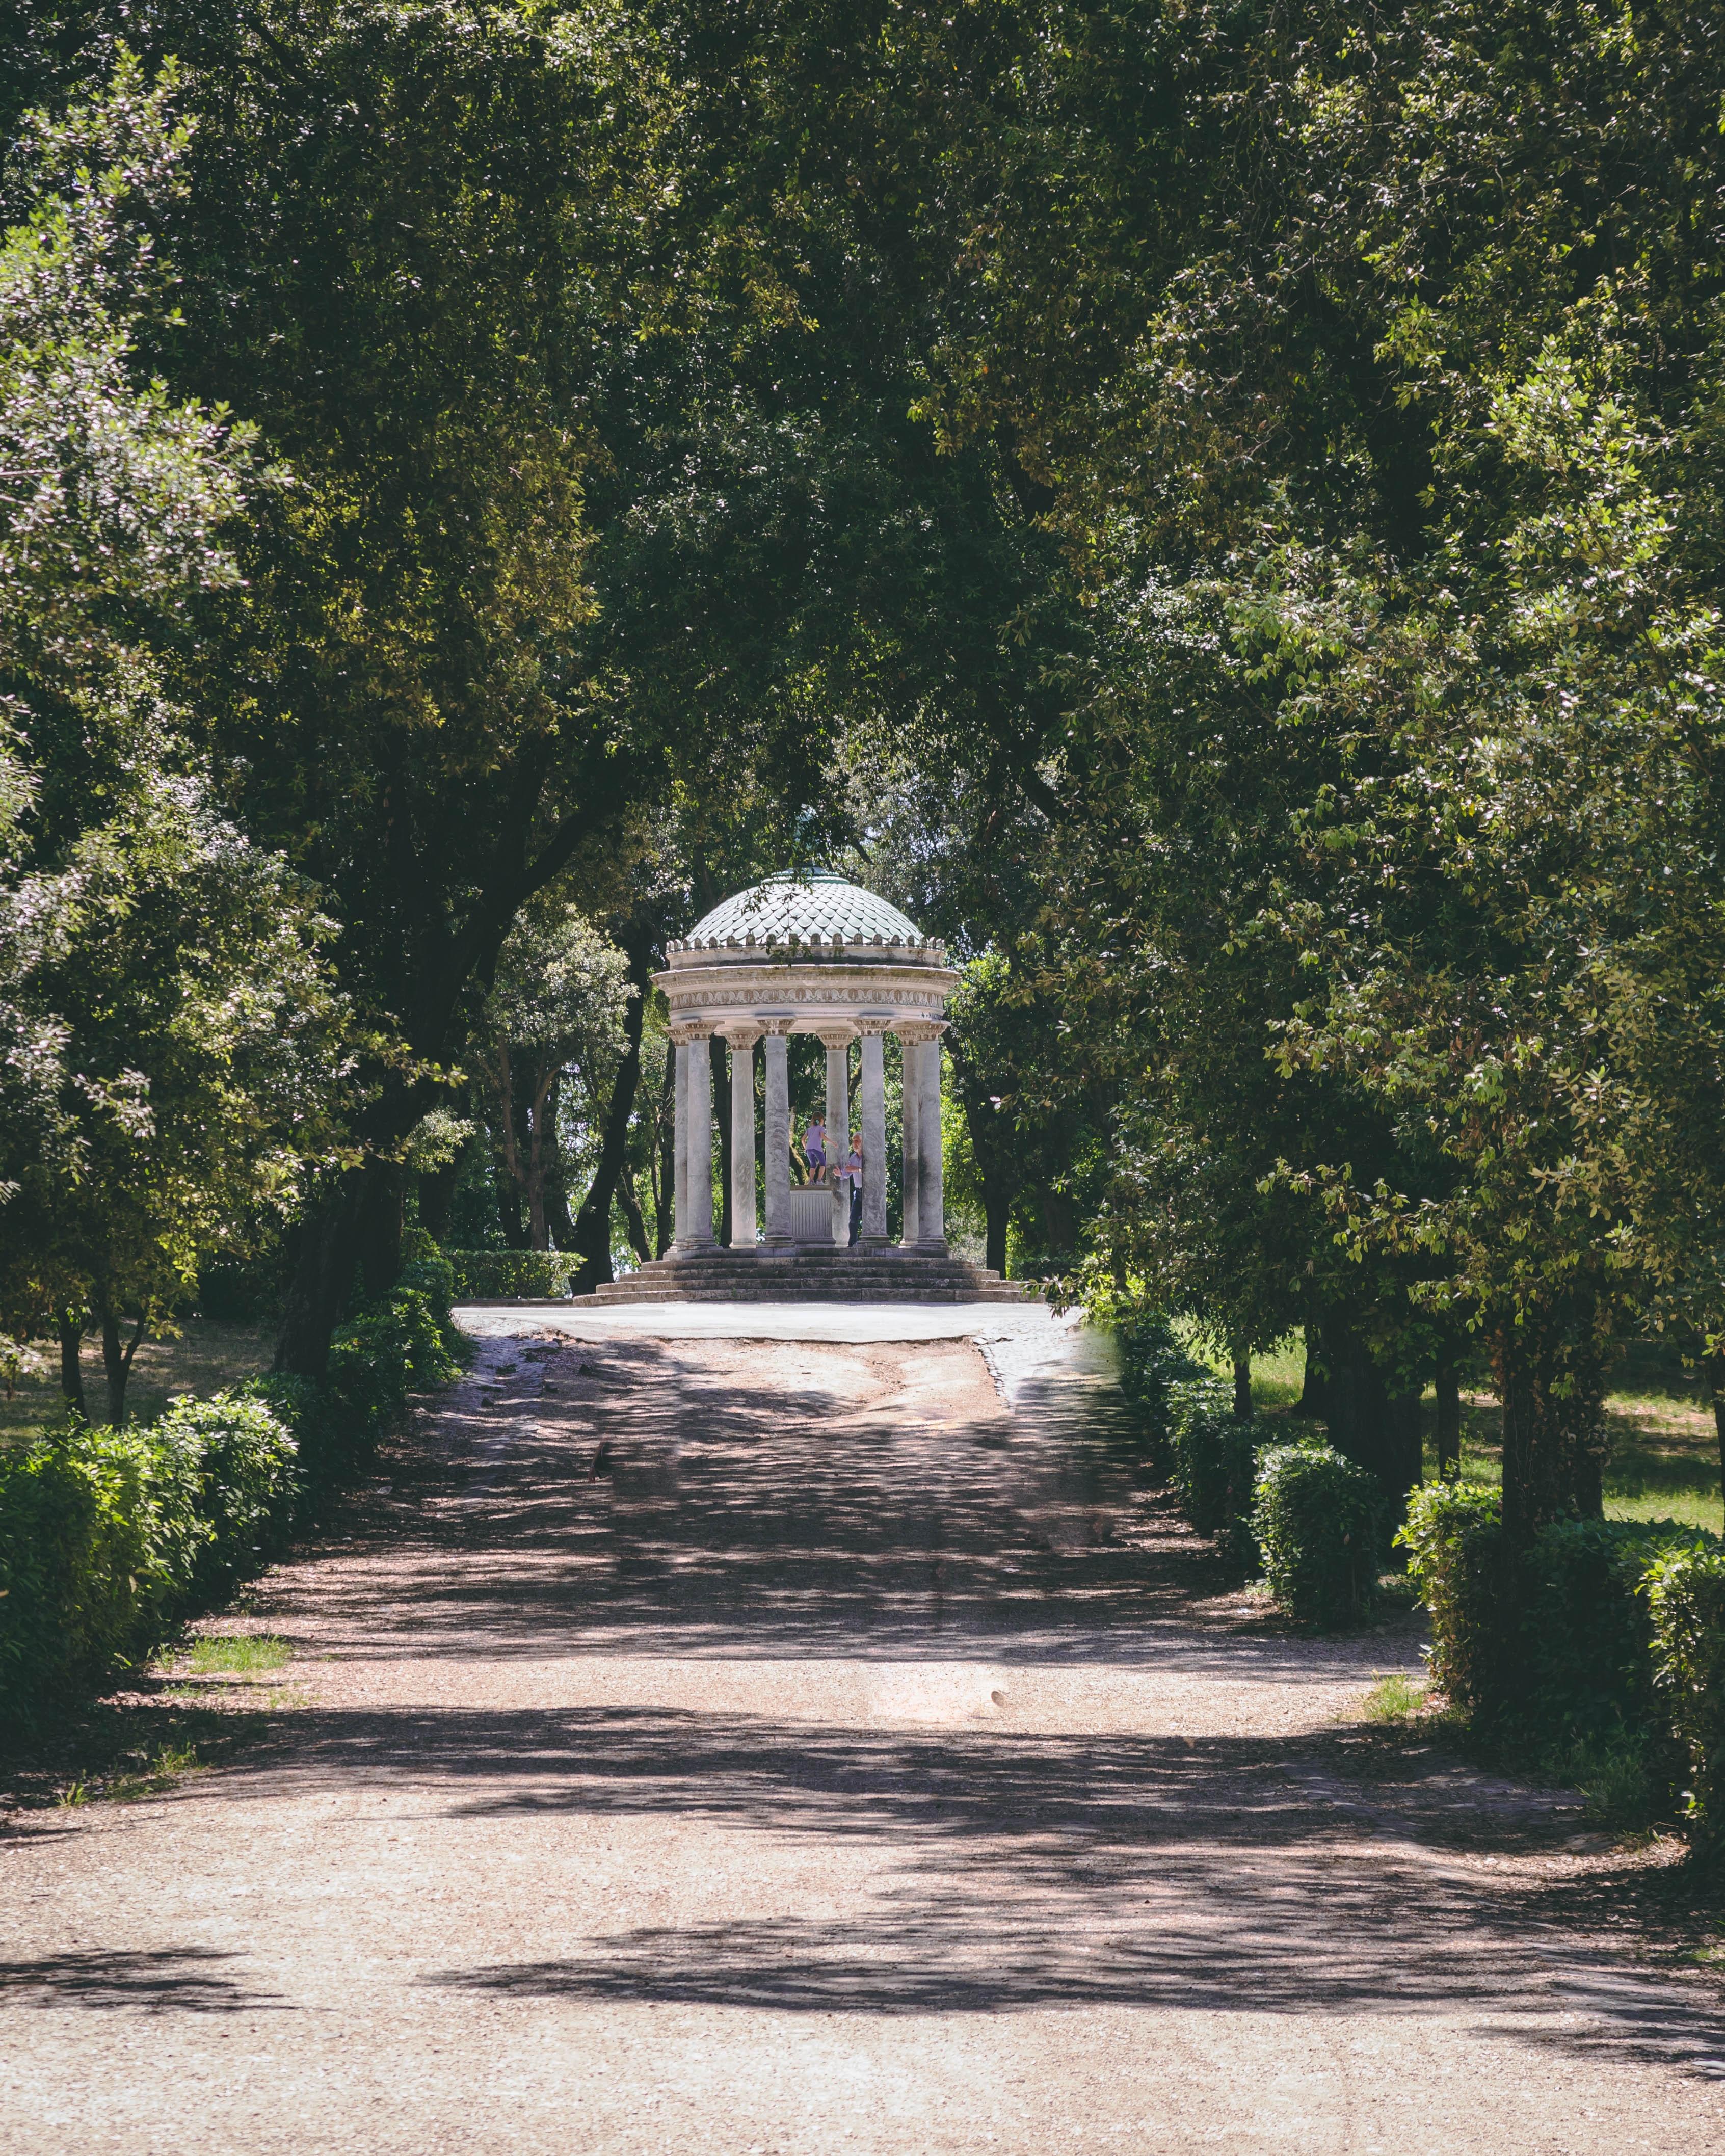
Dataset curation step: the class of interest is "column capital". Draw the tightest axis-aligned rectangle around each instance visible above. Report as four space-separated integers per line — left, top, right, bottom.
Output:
893 1018 948 1044
669 1018 715 1045
719 1020 764 1049
855 1012 896 1036
755 1014 798 1038
813 1023 858 1051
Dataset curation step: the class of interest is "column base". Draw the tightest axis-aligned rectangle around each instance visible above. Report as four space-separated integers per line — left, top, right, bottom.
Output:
673 1237 718 1257
856 1234 892 1252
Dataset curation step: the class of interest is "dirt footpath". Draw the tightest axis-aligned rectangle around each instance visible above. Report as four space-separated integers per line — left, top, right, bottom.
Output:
3 1323 1722 2153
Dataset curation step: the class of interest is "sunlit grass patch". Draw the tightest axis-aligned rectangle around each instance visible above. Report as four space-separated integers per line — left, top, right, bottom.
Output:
59 1739 204 1806
1363 1671 1428 1724
185 1633 291 1676
1174 1323 1308 1409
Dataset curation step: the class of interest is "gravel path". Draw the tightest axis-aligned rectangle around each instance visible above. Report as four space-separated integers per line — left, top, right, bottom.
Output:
4 1319 1723 2152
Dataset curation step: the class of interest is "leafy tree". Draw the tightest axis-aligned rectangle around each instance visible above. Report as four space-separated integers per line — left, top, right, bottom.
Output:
0 65 336 1421
474 898 630 1255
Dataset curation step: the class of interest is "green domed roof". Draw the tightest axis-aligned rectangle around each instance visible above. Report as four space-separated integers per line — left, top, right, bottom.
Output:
684 870 926 947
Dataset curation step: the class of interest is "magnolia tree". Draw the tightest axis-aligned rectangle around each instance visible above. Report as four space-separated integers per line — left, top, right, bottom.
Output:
0 66 339 1423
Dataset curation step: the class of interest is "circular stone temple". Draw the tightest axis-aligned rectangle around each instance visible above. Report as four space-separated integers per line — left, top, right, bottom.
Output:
591 870 1023 1303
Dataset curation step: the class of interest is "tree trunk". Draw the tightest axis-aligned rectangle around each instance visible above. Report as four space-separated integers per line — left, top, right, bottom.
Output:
1710 1350 1725 1512
983 1188 1012 1277
274 1170 370 1378
525 1065 557 1251
1295 1320 1328 1419
417 1159 459 1242
1041 1184 1077 1264
618 1171 652 1265
545 1112 578 1250
1492 1310 1610 1559
263 744 639 1385
1436 1348 1462 1480
1232 1348 1252 1421
569 949 650 1293
56 1309 86 1417
1385 1388 1424 1506
355 1156 406 1301
97 1299 147 1428
496 1158 529 1247
1320 1322 1418 1511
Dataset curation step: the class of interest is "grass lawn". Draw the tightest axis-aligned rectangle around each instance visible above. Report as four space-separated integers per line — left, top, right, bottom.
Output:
0 1318 277 1449
1447 1386 1722 1535
1190 1326 1723 1534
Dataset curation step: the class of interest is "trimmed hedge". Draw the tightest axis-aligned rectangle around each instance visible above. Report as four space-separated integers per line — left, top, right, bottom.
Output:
1399 1484 1723 1837
243 1283 462 1498
0 1393 299 1721
1115 1312 1205 1444
1 1259 468 1725
1167 1379 1260 1564
1647 1545 1725 1856
1397 1482 1506 1717
1112 1312 1262 1569
1252 1440 1384 1627
445 1248 574 1300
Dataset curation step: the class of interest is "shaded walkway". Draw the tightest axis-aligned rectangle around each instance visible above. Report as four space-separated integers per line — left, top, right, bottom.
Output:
2 1319 1721 2153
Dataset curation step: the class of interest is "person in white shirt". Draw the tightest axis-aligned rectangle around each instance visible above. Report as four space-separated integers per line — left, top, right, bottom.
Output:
803 1116 827 1184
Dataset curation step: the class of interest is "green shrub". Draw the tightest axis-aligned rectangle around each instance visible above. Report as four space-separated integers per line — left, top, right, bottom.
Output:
1113 1311 1205 1468
1252 1440 1384 1627
156 1392 300 1588
1167 1377 1259 1563
0 1394 298 1722
1398 1481 1505 1716
0 1426 150 1714
445 1248 573 1300
1400 1492 1713 1827
326 1286 461 1439
1646 1543 1725 1857
241 1285 463 1505
397 1226 456 1316
238 1373 345 1502
1521 1518 1705 1773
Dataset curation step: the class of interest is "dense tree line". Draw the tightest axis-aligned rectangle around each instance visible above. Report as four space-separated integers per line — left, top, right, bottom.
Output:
1 1 1720 1612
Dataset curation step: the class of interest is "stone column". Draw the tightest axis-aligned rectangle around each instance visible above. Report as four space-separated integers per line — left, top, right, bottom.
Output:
898 1033 922 1248
759 1024 794 1248
672 1029 690 1248
682 1022 716 1248
816 1026 855 1249
918 1022 948 1250
724 1026 761 1249
857 1025 890 1248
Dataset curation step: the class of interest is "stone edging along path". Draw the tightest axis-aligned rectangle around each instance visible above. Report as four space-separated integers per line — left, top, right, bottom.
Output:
3 1308 1722 2154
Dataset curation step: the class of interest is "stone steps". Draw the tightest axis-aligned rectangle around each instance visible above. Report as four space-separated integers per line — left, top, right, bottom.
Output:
590 1248 1031 1306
